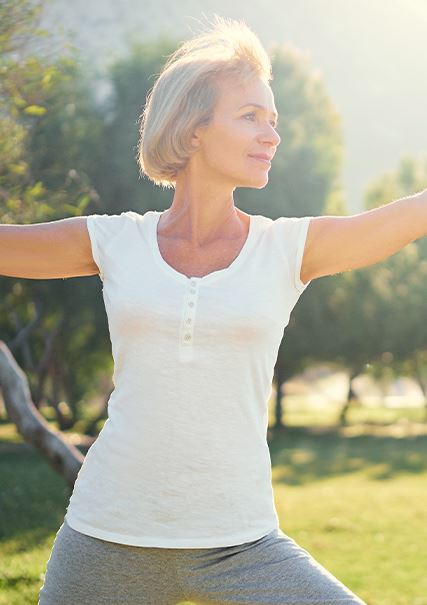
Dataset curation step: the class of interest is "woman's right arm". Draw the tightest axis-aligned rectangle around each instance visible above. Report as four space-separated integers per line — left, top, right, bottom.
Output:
0 216 100 280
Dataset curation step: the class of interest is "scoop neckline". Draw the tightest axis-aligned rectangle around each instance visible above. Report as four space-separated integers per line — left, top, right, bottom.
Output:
150 210 257 284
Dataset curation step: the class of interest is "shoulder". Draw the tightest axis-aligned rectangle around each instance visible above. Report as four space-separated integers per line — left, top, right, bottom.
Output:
269 215 314 292
86 209 153 251
86 210 151 235
271 215 312 242
254 213 312 240
85 210 152 281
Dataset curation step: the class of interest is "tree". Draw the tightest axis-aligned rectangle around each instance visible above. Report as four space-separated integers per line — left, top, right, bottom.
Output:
266 43 345 218
263 44 346 427
92 36 179 215
277 156 427 428
0 340 83 492
360 157 427 418
0 0 110 432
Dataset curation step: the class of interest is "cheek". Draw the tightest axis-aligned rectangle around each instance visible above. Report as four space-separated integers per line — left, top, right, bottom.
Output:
202 121 252 171
216 120 249 147
218 127 250 161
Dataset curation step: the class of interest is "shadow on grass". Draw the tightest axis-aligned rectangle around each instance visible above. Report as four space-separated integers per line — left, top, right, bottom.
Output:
0 448 72 549
268 425 427 486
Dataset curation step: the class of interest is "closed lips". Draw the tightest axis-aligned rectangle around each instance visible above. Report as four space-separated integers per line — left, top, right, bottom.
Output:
249 155 271 164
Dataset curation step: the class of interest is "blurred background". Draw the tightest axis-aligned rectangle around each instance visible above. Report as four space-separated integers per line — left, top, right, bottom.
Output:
1 2 427 604
40 0 427 214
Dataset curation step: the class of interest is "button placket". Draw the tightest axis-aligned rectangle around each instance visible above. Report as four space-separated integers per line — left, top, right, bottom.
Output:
180 278 199 348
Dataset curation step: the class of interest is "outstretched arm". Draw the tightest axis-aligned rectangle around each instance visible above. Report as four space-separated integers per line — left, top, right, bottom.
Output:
0 217 99 280
301 189 427 284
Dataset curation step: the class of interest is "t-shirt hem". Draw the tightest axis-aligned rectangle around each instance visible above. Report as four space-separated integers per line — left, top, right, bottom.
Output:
64 513 279 549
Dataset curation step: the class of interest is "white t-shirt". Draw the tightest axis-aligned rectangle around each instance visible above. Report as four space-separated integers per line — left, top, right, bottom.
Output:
64 209 312 548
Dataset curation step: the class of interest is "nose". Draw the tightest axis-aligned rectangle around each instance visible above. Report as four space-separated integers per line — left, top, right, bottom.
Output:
259 123 281 148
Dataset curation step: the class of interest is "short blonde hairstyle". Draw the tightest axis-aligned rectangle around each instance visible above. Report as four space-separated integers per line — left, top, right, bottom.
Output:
137 15 273 189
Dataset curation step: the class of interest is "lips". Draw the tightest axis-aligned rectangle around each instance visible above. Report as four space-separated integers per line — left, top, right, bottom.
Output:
249 154 272 165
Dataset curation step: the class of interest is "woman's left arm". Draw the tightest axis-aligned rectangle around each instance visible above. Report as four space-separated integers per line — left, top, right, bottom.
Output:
301 189 427 284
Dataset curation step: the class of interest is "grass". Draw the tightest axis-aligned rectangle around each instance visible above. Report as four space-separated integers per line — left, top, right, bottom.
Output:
269 426 427 605
273 396 427 428
1 408 427 605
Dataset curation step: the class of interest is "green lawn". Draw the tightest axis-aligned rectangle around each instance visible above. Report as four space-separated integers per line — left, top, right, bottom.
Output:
269 426 427 605
1 416 427 605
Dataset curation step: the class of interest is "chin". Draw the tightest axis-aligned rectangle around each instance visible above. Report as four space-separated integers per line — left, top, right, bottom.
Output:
233 171 269 189
248 175 269 189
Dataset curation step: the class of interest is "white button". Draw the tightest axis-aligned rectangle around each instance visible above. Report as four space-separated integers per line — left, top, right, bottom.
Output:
188 301 194 307
186 318 192 324
184 333 192 341
190 288 196 294
190 280 197 286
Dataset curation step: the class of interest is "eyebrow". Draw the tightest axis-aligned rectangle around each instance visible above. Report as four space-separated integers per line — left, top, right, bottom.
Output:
238 103 279 121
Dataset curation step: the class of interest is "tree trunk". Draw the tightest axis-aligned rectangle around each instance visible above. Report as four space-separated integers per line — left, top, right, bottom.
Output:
274 367 285 429
412 355 427 421
339 367 361 426
0 340 84 492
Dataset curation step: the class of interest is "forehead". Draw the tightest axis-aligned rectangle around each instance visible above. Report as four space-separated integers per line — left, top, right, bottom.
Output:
215 77 277 116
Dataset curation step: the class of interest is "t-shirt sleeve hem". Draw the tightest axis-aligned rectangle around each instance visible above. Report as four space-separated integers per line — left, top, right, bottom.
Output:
86 215 104 281
294 216 312 293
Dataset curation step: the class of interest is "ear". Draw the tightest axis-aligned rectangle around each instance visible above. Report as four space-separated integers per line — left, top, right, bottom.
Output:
190 132 201 150
190 118 210 150
190 126 204 150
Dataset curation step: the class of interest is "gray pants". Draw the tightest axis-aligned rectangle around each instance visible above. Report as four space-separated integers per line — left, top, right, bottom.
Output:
38 518 366 604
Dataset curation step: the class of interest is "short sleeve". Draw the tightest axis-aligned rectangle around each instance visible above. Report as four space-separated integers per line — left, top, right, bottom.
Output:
86 212 132 281
273 215 313 294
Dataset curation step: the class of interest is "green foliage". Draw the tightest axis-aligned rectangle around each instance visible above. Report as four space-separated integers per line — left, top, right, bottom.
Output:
0 0 111 431
365 156 427 211
0 0 102 223
358 159 427 392
93 35 179 214
278 155 427 425
0 0 43 54
267 44 345 217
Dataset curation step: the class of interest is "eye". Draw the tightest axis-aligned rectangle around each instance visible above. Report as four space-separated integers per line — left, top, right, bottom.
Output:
243 112 278 129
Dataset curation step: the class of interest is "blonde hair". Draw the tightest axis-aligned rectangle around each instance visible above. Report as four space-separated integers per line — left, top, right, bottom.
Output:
137 15 273 189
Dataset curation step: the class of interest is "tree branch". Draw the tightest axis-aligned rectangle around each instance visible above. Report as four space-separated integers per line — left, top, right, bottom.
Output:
0 339 84 490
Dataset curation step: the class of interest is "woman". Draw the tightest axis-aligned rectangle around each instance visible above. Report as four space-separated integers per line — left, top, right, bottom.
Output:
3 14 422 605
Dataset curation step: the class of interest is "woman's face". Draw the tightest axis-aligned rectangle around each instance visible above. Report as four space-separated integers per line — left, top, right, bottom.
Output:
191 76 281 189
